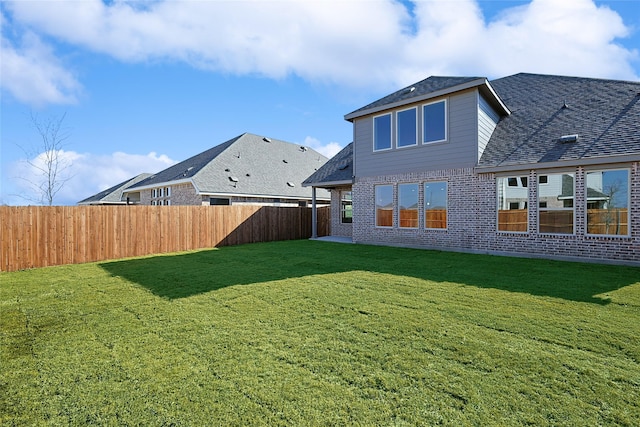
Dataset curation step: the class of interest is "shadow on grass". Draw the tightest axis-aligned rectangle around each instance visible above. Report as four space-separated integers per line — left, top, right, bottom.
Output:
99 240 640 304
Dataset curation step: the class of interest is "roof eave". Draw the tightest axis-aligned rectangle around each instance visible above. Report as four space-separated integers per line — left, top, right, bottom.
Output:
302 179 354 188
200 191 330 201
475 153 640 174
124 178 194 193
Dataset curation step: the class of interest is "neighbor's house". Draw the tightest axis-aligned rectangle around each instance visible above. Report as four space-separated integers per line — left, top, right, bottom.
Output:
78 173 152 205
123 133 330 206
304 73 640 264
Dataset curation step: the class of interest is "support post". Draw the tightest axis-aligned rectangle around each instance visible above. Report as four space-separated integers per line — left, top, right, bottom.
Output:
311 187 318 239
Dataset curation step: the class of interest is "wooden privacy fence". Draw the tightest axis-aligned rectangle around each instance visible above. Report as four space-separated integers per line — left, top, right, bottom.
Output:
0 205 330 272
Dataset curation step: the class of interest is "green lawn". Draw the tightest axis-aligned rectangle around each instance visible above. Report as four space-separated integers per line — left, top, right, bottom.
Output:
1 240 639 426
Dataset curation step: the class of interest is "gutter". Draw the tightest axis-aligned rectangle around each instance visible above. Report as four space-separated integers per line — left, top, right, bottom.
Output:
475 153 640 174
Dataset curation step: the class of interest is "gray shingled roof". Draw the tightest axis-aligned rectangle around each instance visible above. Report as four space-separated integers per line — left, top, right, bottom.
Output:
345 76 486 119
302 143 353 187
77 173 152 205
480 73 640 168
127 133 330 200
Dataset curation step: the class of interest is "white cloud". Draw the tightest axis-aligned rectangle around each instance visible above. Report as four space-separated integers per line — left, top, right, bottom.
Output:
303 137 343 159
2 0 638 106
0 11 82 106
8 150 176 205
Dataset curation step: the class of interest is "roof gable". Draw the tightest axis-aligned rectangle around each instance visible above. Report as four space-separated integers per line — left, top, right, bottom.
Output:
303 142 353 187
78 173 152 205
345 76 509 120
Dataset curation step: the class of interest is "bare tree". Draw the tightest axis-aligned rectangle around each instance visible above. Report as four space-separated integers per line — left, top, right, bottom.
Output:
17 112 73 205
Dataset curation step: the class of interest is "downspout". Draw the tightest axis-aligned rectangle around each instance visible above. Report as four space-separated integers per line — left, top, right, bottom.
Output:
311 187 318 238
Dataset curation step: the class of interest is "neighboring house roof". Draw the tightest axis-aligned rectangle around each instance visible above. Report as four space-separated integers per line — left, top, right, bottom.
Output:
344 76 510 121
302 143 353 188
479 73 640 170
77 173 152 205
126 133 330 200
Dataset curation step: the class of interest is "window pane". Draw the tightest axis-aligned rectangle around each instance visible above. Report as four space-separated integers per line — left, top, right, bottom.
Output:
375 185 393 227
586 169 629 235
341 191 353 224
398 184 418 228
374 114 392 151
497 176 528 232
423 101 446 143
397 108 417 148
424 182 447 229
538 173 574 234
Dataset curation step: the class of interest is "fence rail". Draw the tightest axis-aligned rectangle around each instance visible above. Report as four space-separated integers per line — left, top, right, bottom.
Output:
0 205 330 272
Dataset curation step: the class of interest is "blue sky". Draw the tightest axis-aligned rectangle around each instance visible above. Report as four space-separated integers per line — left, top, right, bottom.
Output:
1 0 639 205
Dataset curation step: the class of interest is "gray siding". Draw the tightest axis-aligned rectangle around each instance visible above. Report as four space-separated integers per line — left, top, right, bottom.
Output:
478 94 500 162
354 89 479 178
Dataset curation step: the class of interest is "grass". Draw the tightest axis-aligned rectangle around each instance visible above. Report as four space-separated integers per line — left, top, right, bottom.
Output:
1 240 639 426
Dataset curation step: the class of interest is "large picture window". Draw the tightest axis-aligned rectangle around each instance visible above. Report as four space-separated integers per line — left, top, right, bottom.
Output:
424 181 447 229
373 114 392 151
340 191 353 224
397 107 417 148
538 173 574 234
497 176 528 232
398 183 419 228
375 185 393 227
423 100 447 144
586 169 629 236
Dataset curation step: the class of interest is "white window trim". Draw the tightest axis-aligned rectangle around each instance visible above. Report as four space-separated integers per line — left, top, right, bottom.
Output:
424 181 448 230
396 107 418 149
373 113 393 152
496 175 529 234
585 168 630 237
537 172 575 235
375 184 394 228
422 99 448 145
340 190 352 224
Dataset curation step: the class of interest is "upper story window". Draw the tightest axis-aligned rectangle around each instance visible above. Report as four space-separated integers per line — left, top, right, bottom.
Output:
586 169 629 236
423 100 447 144
373 113 392 151
396 107 417 148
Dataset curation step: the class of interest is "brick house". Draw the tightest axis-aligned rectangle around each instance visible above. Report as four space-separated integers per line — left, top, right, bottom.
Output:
78 173 152 205
119 133 330 206
304 73 640 265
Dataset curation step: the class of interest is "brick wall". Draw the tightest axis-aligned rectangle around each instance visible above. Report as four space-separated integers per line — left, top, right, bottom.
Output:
330 187 353 238
352 162 640 264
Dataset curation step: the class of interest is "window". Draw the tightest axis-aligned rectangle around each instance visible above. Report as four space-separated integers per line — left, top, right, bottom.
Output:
423 100 447 143
497 176 528 232
398 184 418 228
396 107 417 148
586 169 629 236
373 114 392 151
538 173 574 234
210 198 231 205
340 191 353 224
424 181 447 229
165 187 171 197
375 185 393 227
151 189 156 198
158 188 163 198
